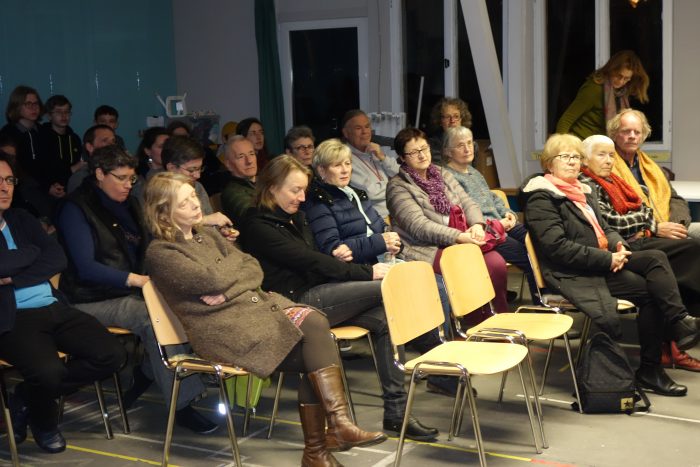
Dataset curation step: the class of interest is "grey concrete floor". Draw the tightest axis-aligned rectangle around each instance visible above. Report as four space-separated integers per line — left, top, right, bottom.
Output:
2 278 700 466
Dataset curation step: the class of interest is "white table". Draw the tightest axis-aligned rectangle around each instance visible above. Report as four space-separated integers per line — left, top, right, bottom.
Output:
671 181 700 202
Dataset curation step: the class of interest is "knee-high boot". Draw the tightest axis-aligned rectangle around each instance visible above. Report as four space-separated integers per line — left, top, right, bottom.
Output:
308 365 387 451
299 404 343 467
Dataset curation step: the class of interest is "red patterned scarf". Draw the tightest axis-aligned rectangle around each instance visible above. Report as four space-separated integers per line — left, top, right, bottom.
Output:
581 167 642 214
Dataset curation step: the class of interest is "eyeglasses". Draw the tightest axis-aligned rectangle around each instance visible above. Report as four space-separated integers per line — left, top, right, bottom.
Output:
404 146 431 159
293 144 314 152
178 165 205 175
23 101 40 109
556 153 583 163
108 172 139 185
441 113 461 121
0 176 19 186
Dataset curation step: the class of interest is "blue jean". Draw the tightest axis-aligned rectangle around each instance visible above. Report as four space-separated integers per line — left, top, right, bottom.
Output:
74 295 206 410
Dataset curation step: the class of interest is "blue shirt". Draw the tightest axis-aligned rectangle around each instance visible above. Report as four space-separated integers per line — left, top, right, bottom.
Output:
1 223 56 309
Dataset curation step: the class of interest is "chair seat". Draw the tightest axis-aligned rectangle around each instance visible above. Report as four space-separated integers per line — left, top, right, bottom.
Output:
468 313 573 341
404 341 528 376
542 295 636 313
166 356 249 376
331 326 370 340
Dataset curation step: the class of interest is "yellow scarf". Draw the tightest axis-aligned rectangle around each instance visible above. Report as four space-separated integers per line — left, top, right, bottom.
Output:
611 150 671 222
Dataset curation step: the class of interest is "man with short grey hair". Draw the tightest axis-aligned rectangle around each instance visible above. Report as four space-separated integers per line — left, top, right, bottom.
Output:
221 135 258 226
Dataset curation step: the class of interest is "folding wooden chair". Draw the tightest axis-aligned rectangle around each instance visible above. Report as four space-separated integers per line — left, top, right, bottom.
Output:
382 260 544 467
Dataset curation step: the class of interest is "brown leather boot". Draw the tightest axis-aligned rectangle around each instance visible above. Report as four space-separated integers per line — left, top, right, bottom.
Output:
299 404 343 467
670 341 700 372
308 366 387 451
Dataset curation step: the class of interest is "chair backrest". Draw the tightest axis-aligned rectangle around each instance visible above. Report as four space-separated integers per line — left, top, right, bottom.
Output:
209 192 223 213
524 233 547 290
439 243 495 318
491 189 510 208
142 281 190 346
381 261 445 346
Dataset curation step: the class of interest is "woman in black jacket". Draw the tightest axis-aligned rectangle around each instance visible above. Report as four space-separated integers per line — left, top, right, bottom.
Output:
241 155 439 442
521 133 700 397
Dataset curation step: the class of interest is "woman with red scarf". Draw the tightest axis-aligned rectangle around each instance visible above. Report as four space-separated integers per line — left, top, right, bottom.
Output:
581 134 700 371
521 133 700 397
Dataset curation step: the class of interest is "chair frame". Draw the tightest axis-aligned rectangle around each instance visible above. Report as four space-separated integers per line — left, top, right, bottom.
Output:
143 280 253 467
381 260 545 467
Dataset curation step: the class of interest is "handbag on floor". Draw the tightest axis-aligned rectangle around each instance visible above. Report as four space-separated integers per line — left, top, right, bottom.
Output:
572 331 650 414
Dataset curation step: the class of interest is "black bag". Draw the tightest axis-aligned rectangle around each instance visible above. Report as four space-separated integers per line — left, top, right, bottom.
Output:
572 332 651 414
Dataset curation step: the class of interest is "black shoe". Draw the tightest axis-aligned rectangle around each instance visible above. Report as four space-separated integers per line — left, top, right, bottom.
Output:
175 406 218 434
383 416 438 441
122 365 154 409
426 375 478 398
635 366 687 397
30 425 66 453
507 290 519 303
8 391 29 444
671 315 700 351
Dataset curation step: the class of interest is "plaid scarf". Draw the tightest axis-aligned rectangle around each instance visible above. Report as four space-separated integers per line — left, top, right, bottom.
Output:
581 168 642 214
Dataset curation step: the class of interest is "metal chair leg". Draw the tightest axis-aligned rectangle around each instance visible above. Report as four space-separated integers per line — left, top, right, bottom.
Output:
266 372 285 439
575 316 592 367
113 372 130 433
242 374 253 436
365 334 383 392
0 373 19 467
162 367 183 467
218 369 241 467
464 373 487 467
516 363 541 454
563 334 583 414
393 369 419 467
497 370 508 402
524 350 548 449
539 339 555 395
94 380 114 440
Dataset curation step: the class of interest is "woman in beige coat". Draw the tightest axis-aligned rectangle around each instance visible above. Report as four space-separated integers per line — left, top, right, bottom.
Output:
143 172 385 467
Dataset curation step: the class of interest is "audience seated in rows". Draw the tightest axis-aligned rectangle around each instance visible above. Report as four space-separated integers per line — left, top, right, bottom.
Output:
521 133 700 397
240 155 441 442
143 171 387 465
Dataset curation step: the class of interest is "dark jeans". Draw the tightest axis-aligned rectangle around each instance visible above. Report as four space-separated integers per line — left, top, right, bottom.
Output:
494 223 539 303
629 236 700 311
605 249 687 366
301 280 434 421
0 303 126 429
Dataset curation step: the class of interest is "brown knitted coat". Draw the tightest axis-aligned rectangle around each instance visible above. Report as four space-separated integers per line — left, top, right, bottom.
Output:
145 227 302 377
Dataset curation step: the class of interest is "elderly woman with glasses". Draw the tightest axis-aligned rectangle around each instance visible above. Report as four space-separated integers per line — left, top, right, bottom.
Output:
521 133 700 396
386 127 509 313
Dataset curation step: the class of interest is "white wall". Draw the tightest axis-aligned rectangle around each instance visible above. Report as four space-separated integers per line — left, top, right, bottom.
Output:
671 0 700 180
171 0 259 130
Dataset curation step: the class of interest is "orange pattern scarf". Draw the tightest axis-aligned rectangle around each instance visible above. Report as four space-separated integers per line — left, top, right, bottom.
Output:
611 150 671 222
545 174 609 250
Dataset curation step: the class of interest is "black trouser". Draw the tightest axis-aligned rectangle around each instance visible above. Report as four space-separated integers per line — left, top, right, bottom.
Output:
605 249 687 366
275 310 338 404
0 303 126 429
629 236 700 311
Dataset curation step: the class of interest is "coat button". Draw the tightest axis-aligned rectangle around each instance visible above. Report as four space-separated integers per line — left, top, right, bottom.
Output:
271 304 279 311
251 296 259 303
216 258 222 263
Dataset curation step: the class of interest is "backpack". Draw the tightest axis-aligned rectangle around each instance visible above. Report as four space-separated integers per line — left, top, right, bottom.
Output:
572 332 651 414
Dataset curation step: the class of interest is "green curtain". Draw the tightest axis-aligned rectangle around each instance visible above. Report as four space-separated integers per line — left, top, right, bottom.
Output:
255 0 285 156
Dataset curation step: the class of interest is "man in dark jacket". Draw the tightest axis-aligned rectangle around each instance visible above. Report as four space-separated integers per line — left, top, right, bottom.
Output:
0 151 125 453
221 135 258 227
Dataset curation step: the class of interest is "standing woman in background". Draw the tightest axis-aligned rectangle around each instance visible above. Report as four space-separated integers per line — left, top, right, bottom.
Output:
556 50 649 139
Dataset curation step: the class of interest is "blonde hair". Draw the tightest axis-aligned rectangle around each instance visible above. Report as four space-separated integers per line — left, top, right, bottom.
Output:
143 171 194 242
541 134 584 172
254 155 312 211
312 138 351 170
593 50 650 104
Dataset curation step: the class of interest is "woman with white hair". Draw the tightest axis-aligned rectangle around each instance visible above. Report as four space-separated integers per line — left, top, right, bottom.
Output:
580 134 700 371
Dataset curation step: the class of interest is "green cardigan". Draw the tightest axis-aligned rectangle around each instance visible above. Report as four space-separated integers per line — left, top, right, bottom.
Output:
556 76 605 139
